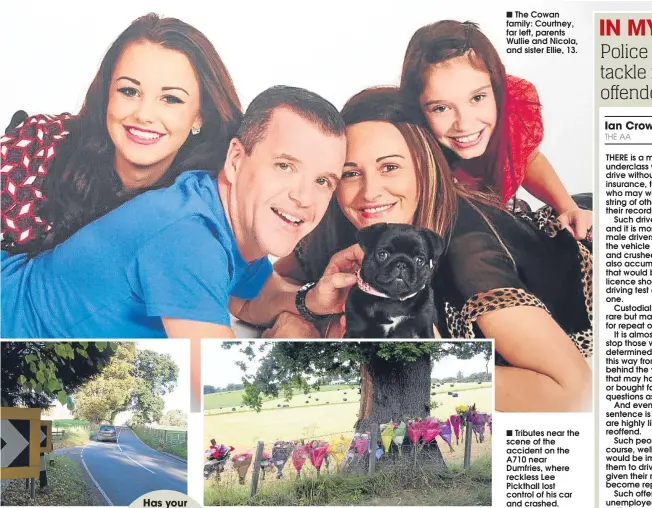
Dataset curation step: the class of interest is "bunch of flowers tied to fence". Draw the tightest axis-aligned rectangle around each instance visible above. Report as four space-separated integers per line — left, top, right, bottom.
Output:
453 405 492 443
214 410 492 484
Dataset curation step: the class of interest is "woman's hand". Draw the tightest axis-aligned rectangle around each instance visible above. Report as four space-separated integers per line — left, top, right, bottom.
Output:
558 208 593 241
306 244 364 315
262 311 320 339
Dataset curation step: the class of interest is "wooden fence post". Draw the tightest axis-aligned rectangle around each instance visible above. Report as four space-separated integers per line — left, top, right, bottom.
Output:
463 419 473 469
368 424 378 475
249 441 265 498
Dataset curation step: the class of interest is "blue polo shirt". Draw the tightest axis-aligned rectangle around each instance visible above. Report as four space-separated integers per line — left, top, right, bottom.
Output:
1 170 272 338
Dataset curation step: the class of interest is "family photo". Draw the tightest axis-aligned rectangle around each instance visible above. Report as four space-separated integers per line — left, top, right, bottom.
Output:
1 2 593 413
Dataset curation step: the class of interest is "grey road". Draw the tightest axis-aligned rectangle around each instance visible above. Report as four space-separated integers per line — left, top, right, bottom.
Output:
81 427 187 505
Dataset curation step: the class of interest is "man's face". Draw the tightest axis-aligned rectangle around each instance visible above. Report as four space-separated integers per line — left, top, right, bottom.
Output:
226 107 346 260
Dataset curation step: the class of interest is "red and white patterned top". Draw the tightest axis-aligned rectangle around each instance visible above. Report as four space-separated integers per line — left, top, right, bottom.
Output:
1 114 71 246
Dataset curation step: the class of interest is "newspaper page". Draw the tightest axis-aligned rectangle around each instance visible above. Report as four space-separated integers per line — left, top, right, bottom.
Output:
598 9 652 508
0 1 646 507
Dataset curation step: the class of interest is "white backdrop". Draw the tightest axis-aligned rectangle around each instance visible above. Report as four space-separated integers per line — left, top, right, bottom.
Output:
1 0 598 205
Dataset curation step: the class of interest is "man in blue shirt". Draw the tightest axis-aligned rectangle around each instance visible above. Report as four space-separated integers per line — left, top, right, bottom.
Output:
2 86 359 339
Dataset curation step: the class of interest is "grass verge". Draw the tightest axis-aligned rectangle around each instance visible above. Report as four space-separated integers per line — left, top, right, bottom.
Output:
132 427 187 460
54 428 90 450
205 455 491 506
0 456 99 506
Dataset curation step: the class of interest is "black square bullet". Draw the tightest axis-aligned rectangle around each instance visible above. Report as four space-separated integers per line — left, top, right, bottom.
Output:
507 430 513 436
507 12 513 18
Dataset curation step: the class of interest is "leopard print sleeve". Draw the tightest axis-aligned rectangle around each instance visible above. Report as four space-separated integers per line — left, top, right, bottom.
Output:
444 287 549 338
445 287 592 358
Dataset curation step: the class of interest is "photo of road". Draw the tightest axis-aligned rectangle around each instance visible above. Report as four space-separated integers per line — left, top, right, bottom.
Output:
81 426 186 506
1 341 189 506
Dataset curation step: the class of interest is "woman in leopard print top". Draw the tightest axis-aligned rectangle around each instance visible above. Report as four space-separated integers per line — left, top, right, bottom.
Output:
267 87 592 412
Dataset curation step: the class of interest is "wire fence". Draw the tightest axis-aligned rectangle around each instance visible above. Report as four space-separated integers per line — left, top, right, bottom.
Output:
204 416 492 503
135 425 188 447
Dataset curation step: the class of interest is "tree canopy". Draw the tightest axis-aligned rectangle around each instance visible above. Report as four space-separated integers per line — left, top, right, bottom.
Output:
72 343 179 424
223 341 492 412
72 342 137 424
1 342 116 408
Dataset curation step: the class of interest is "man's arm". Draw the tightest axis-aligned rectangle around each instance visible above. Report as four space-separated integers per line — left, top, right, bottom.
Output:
162 317 235 338
229 244 364 327
229 272 301 327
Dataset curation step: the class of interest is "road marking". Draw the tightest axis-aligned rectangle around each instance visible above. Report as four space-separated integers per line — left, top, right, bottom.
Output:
82 456 114 506
116 428 155 474
126 454 156 474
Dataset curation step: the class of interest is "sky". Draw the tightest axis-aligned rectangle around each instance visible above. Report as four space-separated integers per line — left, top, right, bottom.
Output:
136 339 190 412
203 341 494 388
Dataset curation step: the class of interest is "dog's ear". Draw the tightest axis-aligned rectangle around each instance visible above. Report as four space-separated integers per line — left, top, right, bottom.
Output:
356 223 389 253
420 228 445 261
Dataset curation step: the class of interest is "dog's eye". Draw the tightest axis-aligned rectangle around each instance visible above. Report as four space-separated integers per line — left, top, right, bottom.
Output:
377 250 389 262
415 256 426 266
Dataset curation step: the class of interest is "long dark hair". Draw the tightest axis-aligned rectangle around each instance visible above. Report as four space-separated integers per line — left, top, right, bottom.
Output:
296 86 501 281
401 20 522 199
25 13 243 255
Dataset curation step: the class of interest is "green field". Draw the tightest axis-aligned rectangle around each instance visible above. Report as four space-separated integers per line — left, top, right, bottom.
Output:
204 383 492 453
52 419 90 429
204 384 356 411
204 382 490 416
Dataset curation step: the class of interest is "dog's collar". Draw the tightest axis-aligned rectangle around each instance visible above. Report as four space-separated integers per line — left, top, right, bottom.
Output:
355 260 432 302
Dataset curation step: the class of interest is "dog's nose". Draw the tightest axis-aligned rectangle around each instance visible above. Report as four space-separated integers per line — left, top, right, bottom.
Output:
396 261 407 271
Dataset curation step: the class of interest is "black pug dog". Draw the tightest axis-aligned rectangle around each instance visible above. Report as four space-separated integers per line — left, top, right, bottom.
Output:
344 223 444 338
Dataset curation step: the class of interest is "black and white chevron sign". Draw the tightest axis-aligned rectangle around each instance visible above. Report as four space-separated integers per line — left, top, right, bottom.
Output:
1 419 31 468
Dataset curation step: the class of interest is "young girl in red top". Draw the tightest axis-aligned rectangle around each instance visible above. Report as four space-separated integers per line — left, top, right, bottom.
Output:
400 20 592 241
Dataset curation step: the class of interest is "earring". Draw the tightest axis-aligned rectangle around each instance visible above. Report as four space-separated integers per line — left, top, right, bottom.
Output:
191 125 201 135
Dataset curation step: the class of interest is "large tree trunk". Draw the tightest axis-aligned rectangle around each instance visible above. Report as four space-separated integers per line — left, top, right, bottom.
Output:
354 353 445 468
356 353 432 430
